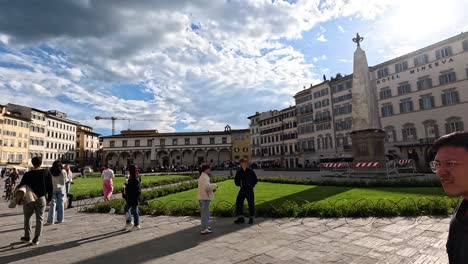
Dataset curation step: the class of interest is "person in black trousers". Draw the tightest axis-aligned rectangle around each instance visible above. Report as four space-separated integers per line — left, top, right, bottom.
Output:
234 159 257 224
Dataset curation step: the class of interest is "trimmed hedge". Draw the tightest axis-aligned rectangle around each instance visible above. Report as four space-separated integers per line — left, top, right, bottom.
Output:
257 177 442 188
83 176 230 213
83 176 455 218
74 176 193 200
86 196 460 218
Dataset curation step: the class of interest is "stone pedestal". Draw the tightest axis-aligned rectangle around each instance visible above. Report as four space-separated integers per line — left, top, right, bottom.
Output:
350 129 386 162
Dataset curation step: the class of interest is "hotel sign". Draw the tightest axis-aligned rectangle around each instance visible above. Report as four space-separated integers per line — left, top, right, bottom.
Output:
376 57 455 84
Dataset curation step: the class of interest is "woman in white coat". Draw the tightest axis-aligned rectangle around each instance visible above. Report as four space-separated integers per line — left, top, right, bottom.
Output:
197 164 217 234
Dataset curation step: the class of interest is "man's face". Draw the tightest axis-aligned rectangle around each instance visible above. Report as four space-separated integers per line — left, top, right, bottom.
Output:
241 162 248 170
434 146 468 197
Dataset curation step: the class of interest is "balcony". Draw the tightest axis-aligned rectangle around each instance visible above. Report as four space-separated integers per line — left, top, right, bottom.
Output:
314 116 332 123
300 148 315 154
419 137 437 145
337 145 352 152
7 159 23 164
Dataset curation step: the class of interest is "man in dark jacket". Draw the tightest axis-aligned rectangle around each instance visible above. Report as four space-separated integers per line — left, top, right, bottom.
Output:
431 132 468 263
234 159 257 224
17 157 53 245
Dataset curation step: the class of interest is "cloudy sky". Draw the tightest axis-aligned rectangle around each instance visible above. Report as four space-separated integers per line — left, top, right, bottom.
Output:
0 0 467 136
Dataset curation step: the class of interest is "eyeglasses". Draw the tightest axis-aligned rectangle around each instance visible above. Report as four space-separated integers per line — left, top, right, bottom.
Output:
429 160 460 173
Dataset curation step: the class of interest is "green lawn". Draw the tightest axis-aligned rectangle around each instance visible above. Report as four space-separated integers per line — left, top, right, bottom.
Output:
153 180 448 207
71 175 192 200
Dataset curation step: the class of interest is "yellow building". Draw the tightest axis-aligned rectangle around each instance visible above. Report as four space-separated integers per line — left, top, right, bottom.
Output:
231 129 251 163
0 106 31 169
75 125 101 168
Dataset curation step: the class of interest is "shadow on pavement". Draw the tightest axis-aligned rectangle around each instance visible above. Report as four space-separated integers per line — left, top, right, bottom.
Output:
0 212 23 218
0 227 23 234
0 230 128 262
73 218 265 264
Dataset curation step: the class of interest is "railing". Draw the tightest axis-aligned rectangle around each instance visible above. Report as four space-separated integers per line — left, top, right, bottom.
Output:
7 159 23 164
419 137 437 144
299 148 315 153
314 116 332 123
320 159 419 179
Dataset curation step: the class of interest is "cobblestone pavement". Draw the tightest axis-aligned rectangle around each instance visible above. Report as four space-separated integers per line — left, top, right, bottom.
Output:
0 200 450 264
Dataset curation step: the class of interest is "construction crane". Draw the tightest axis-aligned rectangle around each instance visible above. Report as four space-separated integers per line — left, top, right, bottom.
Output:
95 116 130 135
94 116 176 135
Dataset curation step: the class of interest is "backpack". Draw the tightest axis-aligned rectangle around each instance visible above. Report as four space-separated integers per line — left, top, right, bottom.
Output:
121 184 127 200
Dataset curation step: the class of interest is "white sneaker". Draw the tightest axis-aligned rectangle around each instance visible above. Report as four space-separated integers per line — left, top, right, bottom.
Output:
124 222 133 230
130 225 140 231
200 229 212 234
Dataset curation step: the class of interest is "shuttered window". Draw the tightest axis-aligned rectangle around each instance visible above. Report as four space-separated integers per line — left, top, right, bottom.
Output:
419 96 435 110
435 46 452 59
439 72 456 85
441 91 460 106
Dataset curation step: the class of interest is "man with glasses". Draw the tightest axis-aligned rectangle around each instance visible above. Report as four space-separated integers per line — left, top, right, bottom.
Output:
431 131 468 263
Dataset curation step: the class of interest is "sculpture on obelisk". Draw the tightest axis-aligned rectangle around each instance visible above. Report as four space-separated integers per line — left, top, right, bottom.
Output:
350 33 386 162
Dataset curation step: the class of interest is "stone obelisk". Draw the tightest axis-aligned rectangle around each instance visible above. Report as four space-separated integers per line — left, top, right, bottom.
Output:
350 33 386 162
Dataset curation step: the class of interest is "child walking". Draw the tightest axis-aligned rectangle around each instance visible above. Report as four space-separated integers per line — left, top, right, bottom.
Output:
123 164 141 231
197 164 217 234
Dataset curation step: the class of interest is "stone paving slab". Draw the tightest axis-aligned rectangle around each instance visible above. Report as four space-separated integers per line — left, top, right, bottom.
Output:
0 201 450 264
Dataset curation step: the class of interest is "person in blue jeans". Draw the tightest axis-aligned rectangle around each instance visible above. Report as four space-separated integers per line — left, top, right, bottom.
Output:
47 160 67 225
197 164 217 234
123 164 141 231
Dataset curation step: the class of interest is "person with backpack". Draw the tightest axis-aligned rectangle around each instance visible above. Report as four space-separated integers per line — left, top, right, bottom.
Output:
47 160 67 225
197 164 217 234
17 156 53 245
123 164 141 231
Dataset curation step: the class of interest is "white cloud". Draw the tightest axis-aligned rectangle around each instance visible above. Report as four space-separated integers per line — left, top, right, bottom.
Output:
365 0 468 59
0 0 436 134
338 25 344 33
316 34 327 42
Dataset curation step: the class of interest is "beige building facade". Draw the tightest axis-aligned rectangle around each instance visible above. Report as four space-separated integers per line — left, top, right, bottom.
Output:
76 125 101 167
44 111 77 167
248 107 298 168
0 105 30 168
374 32 468 166
101 128 235 170
231 128 251 163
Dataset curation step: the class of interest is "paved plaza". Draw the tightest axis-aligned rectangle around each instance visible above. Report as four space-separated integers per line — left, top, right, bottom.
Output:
0 198 451 264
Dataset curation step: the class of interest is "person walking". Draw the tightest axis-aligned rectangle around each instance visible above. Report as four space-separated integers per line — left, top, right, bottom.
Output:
63 164 74 208
123 164 141 231
102 166 115 201
234 159 257 224
16 156 53 245
197 164 217 234
47 160 67 225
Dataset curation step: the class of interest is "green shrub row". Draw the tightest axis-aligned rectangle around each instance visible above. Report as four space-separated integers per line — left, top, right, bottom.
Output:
74 176 193 200
257 177 442 188
83 176 230 213
85 196 460 218
79 172 196 178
